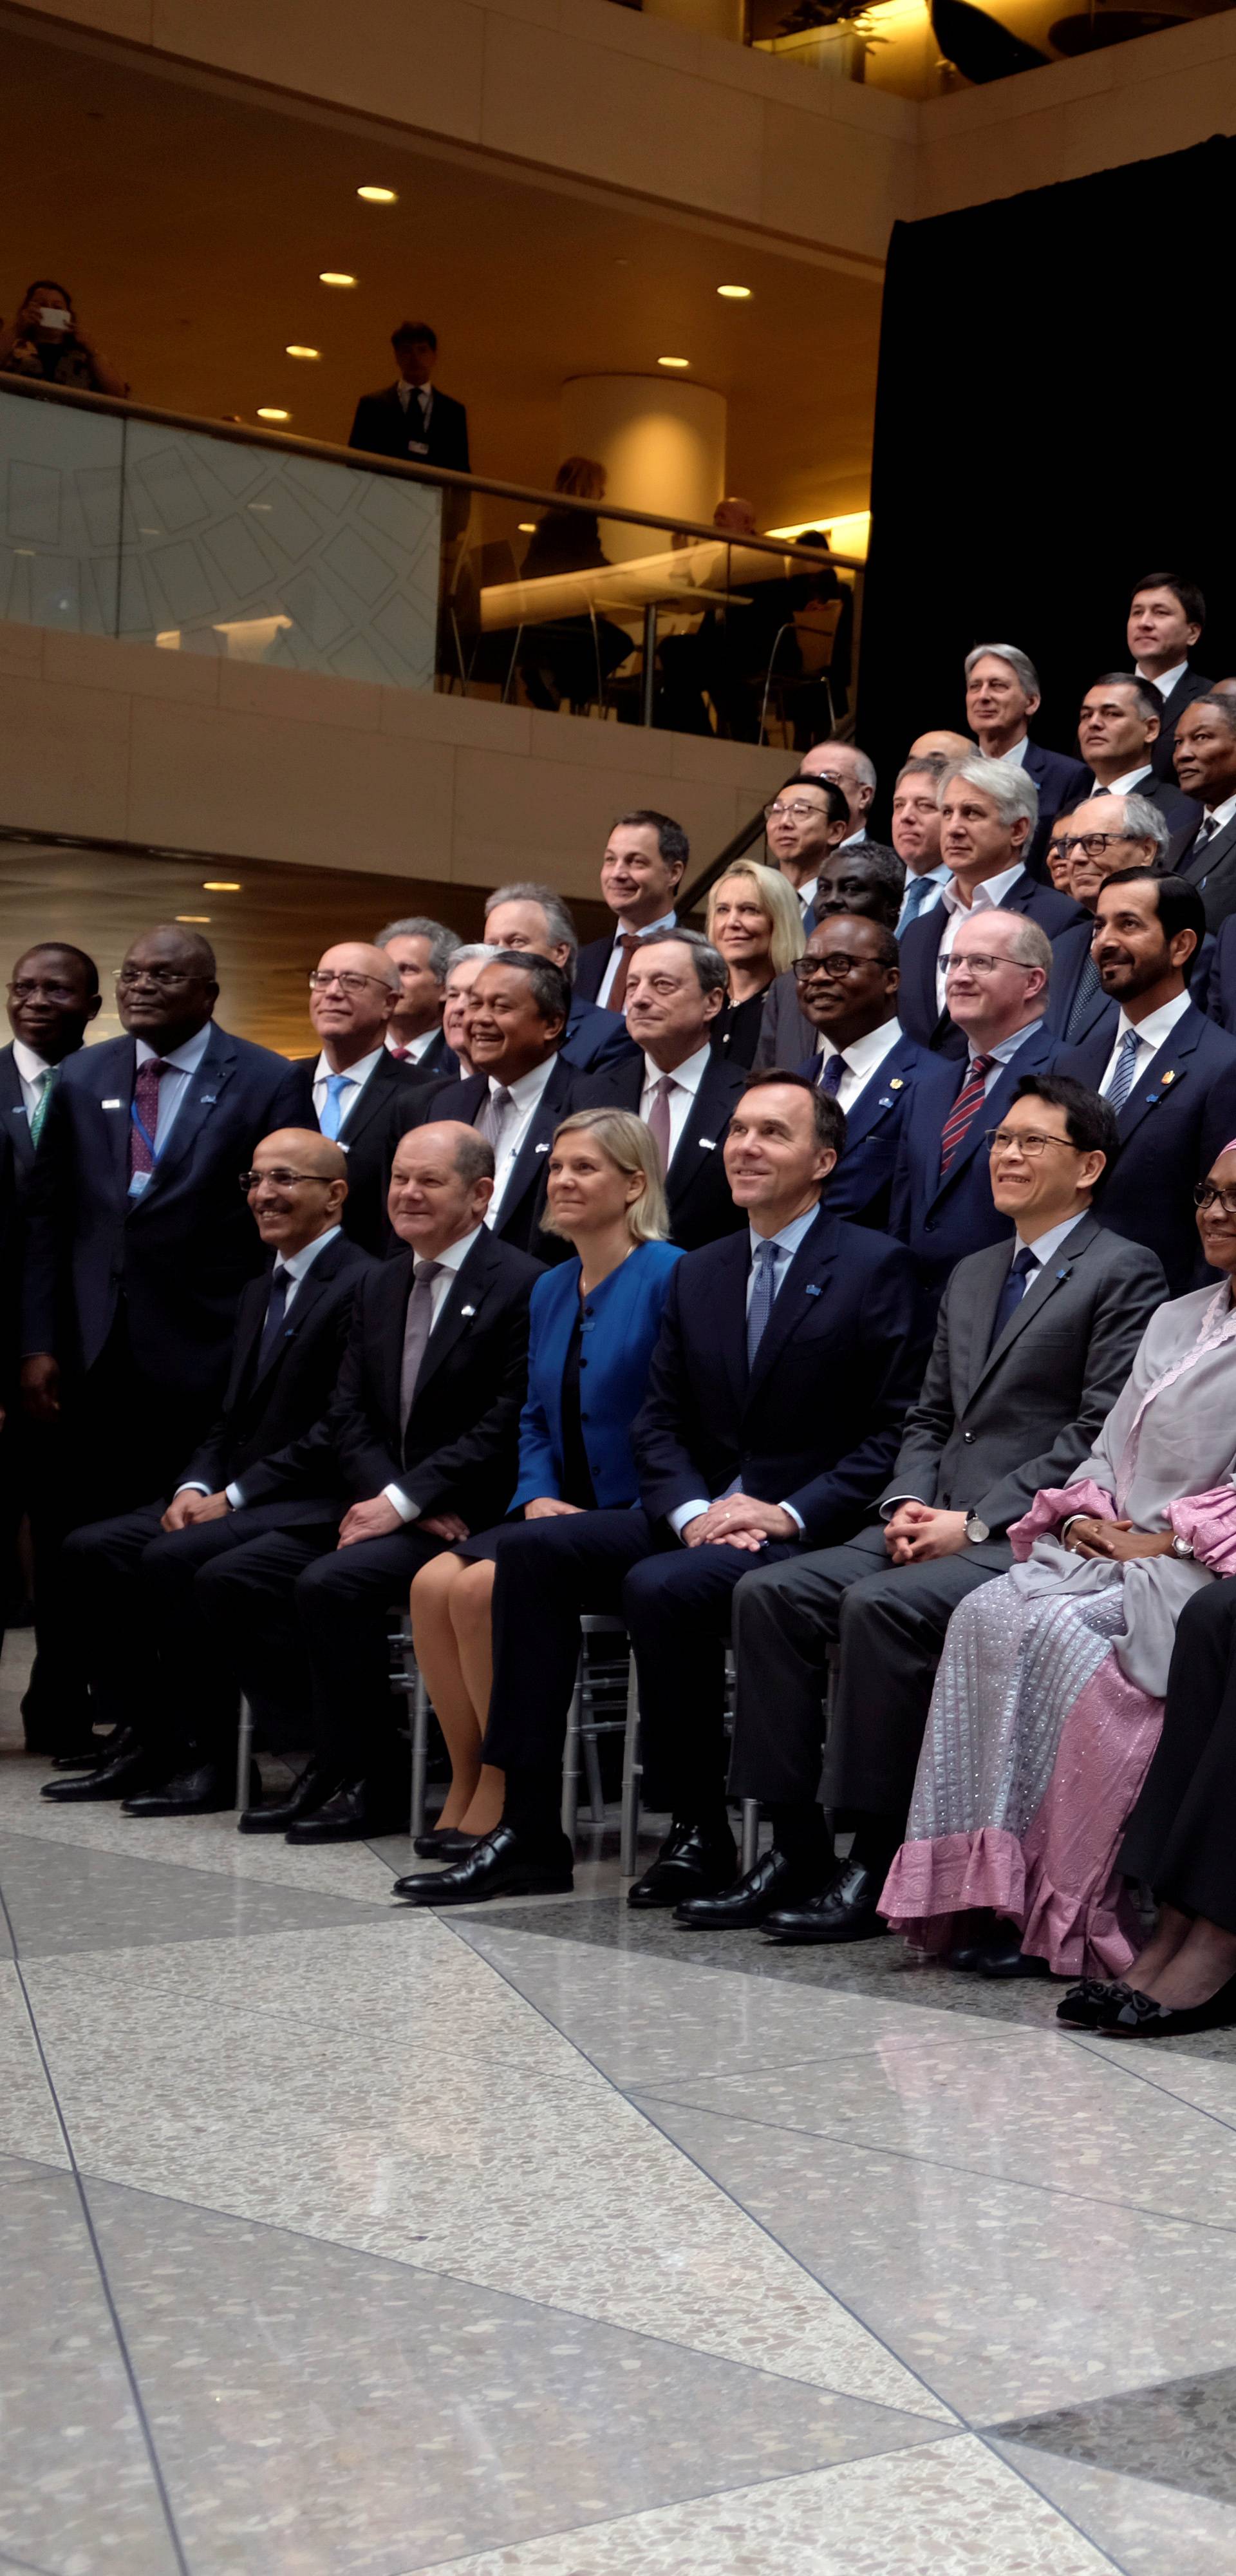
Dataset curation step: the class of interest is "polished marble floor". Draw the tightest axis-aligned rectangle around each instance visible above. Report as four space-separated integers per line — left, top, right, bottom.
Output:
3 1642 1235 2574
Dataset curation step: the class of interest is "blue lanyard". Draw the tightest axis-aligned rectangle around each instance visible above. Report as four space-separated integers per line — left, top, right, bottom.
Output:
130 1097 164 1162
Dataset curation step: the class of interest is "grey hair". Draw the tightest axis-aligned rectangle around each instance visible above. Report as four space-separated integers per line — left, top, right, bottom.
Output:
895 753 948 787
941 754 1040 833
1002 916 1053 981
848 746 877 794
1193 692 1236 739
374 916 461 983
964 641 1041 701
484 881 579 974
1118 792 1170 857
445 942 500 977
632 925 729 1001
449 1131 495 1186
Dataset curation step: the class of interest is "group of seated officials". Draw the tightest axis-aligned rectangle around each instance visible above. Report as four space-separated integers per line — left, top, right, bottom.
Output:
8 572 1236 2038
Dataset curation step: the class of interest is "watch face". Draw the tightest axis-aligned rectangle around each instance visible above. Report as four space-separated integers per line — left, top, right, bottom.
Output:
967 1517 990 1544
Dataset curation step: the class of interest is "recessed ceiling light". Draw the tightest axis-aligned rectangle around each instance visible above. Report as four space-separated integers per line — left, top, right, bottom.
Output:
176 914 211 924
203 881 242 893
319 271 357 287
357 185 397 203
658 356 690 369
257 407 290 422
717 284 752 299
518 522 536 533
285 345 320 361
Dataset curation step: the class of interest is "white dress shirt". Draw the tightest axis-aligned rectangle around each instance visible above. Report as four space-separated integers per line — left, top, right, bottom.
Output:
1098 986 1193 1099
384 1224 485 1520
935 863 1027 1009
895 862 950 934
128 1024 213 1198
485 1055 557 1222
11 1036 52 1121
975 1019 1044 1092
212 1227 344 1506
818 1017 904 1110
1136 658 1188 704
996 735 1029 769
838 826 867 849
397 379 433 437
312 1045 385 1136
596 912 678 1010
1198 791 1236 839
639 1042 711 1166
386 1027 439 1063
1085 764 1153 799
668 1201 820 1540
796 876 820 918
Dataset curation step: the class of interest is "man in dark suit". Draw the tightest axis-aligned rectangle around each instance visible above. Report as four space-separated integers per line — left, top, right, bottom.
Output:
482 884 636 1075
399 1074 924 1911
790 915 933 1231
1056 871 1236 1294
703 1077 1165 1942
348 321 470 474
404 951 578 1258
964 643 1091 873
573 812 689 1009
890 907 1061 1298
892 755 952 934
375 915 460 1078
797 740 892 863
1074 674 1200 831
576 929 745 1249
763 775 851 931
1169 696 1236 931
198 1121 541 1842
41 1132 373 1813
1127 573 1210 780
897 757 1082 1056
756 850 903 1070
288 941 432 1256
1046 792 1171 1046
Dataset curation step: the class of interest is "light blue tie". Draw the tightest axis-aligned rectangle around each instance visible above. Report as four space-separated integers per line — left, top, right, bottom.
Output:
319 1072 351 1141
899 875 935 935
1103 1027 1141 1112
747 1238 780 1370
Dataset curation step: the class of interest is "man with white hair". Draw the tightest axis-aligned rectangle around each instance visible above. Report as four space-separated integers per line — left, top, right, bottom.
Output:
964 641 1089 871
896 757 1083 1054
1046 791 1175 1046
288 941 429 1254
797 741 900 874
375 916 460 1077
482 882 636 1074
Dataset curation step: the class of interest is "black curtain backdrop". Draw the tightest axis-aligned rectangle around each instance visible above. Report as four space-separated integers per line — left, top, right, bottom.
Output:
857 134 1236 802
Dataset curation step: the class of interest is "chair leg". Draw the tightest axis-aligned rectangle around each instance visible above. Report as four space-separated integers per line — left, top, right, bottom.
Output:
410 1668 429 1839
582 1723 606 1826
234 1696 254 1812
741 1799 760 1874
561 1655 583 1844
619 1653 641 1877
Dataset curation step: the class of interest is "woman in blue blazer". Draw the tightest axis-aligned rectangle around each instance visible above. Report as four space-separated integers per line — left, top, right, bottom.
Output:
409 1109 682 1851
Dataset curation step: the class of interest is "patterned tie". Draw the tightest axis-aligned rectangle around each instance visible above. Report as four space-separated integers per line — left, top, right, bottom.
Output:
477 1084 513 1153
128 1056 170 1179
746 1238 780 1370
818 1053 847 1097
399 1259 444 1434
319 1072 351 1141
646 1074 675 1172
1103 1026 1141 1112
255 1267 290 1376
899 875 935 934
608 932 643 1013
1190 815 1219 875
28 1063 56 1147
988 1243 1039 1354
389 1044 411 1061
1065 951 1103 1041
938 1053 995 1173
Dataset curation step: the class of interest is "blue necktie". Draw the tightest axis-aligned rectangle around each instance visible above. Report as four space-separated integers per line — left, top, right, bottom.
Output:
818 1054 846 1097
988 1243 1038 1354
256 1267 290 1374
899 875 935 934
319 1072 351 1141
1103 1027 1140 1112
747 1238 780 1369
1065 952 1103 1041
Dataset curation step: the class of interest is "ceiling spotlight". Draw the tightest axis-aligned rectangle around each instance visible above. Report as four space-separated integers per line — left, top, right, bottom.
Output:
203 880 242 893
319 271 357 287
518 522 536 534
657 356 689 370
176 914 211 924
285 345 320 361
357 184 397 203
257 407 290 422
717 284 752 299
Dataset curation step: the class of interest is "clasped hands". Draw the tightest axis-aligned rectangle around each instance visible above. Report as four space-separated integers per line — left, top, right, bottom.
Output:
883 1502 970 1564
1064 1516 1176 1562
681 1497 798 1551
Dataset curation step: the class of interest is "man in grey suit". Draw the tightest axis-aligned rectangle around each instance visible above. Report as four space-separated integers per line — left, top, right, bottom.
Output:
677 1074 1166 1946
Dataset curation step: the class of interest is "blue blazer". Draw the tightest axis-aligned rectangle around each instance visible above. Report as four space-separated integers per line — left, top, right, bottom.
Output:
897 872 1084 1055
1048 917 1215 1050
794 1028 935 1233
511 1240 683 1510
1056 1001 1236 1295
889 1019 1062 1298
560 997 640 1076
1204 914 1236 1033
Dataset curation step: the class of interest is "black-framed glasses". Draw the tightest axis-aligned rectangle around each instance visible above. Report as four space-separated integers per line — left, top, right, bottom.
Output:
792 954 876 983
986 1128 1082 1159
239 1168 330 1192
1195 1182 1236 1217
308 969 390 994
1055 832 1138 861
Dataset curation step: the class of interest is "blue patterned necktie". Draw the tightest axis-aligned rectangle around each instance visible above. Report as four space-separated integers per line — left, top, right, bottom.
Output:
255 1267 290 1375
1103 1027 1141 1112
28 1064 56 1146
1065 952 1103 1041
746 1238 780 1369
818 1054 847 1097
899 874 935 934
988 1243 1038 1354
319 1072 351 1141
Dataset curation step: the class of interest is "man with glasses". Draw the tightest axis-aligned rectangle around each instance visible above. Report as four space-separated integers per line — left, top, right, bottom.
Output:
763 775 851 929
288 942 429 1255
755 848 904 1072
896 757 1082 1057
41 1131 373 1812
789 915 930 1230
1047 793 1174 1048
697 1076 1163 1941
1074 674 1199 831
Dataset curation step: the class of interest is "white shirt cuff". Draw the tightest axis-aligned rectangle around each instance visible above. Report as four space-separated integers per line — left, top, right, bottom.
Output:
669 1498 711 1540
174 1482 211 1499
382 1482 418 1524
780 1502 805 1537
224 1483 244 1509
879 1492 926 1521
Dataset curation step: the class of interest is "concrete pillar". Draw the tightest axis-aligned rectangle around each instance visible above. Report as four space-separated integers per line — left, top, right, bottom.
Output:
559 374 727 561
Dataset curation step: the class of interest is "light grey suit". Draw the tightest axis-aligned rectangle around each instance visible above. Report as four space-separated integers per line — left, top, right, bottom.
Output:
729 1211 1167 1825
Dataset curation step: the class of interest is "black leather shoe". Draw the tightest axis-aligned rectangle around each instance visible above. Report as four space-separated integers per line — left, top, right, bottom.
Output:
285 1778 407 1844
977 1933 1051 1980
675 1847 823 1929
411 1828 478 1859
1056 1979 1128 2030
394 1822 574 1906
763 1857 888 1946
238 1761 339 1836
1097 1970 1236 2038
122 1763 259 1818
628 1818 737 1910
40 1741 153 1803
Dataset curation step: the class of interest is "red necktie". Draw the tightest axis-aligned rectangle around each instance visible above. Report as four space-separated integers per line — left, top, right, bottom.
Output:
389 1045 411 1061
608 933 642 1014
939 1053 994 1172
128 1056 169 1178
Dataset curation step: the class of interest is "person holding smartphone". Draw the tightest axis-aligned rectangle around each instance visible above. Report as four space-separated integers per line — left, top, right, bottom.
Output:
0 279 128 395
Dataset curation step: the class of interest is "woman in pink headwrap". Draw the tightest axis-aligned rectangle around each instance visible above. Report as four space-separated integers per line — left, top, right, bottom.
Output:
881 1143 1236 1987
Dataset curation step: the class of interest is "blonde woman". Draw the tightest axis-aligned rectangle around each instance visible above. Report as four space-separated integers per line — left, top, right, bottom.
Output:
706 858 805 1066
406 1110 681 1854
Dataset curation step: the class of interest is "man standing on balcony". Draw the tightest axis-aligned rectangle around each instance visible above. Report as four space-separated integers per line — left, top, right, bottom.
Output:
348 323 470 475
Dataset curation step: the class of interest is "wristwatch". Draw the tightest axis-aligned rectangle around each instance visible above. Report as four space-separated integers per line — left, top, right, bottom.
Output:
964 1511 990 1545
1170 1533 1194 1560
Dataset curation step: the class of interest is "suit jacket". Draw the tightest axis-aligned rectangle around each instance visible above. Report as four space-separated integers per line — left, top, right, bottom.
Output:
888 1018 1062 1297
1072 768 1200 834
178 1232 375 1514
1047 916 1215 1049
754 969 816 1071
1056 1001 1236 1294
633 1206 926 1548
573 920 680 1009
794 1029 935 1233
0 1041 40 1191
897 873 1085 1056
404 1056 579 1258
1170 812 1236 933
1149 667 1212 780
0 1046 29 1375
1024 740 1093 876
574 1050 747 1250
561 997 639 1075
288 1052 430 1256
393 1028 457 1082
238 1230 539 1525
22 1025 304 1397
880 1214 1166 1539
1202 914 1236 1033
511 1241 683 1510
348 383 470 475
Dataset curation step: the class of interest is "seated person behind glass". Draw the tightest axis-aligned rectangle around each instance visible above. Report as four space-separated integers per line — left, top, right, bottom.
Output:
518 457 633 713
0 280 127 395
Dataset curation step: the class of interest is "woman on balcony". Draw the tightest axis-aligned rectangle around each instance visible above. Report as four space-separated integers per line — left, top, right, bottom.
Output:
0 280 128 397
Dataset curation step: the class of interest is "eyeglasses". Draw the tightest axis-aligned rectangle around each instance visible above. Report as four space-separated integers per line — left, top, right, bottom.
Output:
1054 832 1138 861
763 799 830 823
792 954 878 983
8 978 83 1003
239 1168 330 1192
308 969 391 994
116 964 195 989
986 1128 1080 1158
943 954 1033 979
1194 1182 1236 1217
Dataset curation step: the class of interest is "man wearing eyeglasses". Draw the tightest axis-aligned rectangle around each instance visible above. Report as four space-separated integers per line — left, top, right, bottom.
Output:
1046 793 1175 1048
287 942 431 1255
896 757 1083 1058
789 915 931 1231
763 775 851 931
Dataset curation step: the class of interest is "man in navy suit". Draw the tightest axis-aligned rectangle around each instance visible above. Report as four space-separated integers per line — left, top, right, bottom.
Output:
1127 573 1211 781
897 756 1082 1055
573 813 689 1009
1073 674 1199 833
376 916 460 1079
756 849 903 1071
1169 696 1236 932
482 884 637 1075
763 774 851 931
287 942 431 1256
1046 793 1171 1047
576 929 747 1249
403 951 579 1258
891 755 952 934
403 1074 924 1911
348 322 469 475
964 642 1090 875
1056 871 1236 1293
890 907 1061 1298
791 914 932 1231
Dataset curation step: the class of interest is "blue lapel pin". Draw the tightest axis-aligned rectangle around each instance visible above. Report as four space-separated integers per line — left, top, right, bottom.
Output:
805 1282 821 1298
199 1092 218 1104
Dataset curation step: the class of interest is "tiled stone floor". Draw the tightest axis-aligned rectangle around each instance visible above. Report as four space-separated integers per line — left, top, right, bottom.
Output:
3 1642 1234 2573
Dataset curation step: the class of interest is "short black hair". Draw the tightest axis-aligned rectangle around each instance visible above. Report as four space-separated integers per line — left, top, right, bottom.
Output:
23 279 73 308
740 1066 845 1160
391 321 437 350
1011 1073 1119 1185
14 939 99 996
773 775 848 830
809 913 899 971
1086 670 1164 723
1095 866 1206 952
1130 571 1206 630
814 849 903 934
612 810 689 875
484 948 572 1034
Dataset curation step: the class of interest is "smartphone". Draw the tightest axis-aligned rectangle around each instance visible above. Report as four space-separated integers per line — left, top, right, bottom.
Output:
39 307 71 332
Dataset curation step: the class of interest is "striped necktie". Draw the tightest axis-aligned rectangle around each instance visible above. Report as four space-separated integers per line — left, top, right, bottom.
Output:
939 1054 994 1172
1065 952 1103 1041
1103 1027 1141 1111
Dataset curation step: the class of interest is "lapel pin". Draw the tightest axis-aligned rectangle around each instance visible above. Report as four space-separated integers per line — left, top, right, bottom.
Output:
1146 1092 1160 1104
534 1141 550 1154
1161 1070 1176 1085
200 1091 218 1104
698 1136 716 1150
889 1077 904 1090
102 1099 123 1110
460 1303 476 1318
877 1095 893 1110
805 1282 822 1298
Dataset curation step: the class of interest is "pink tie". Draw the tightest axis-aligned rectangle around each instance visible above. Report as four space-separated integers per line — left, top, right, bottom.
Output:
647 1074 675 1172
129 1056 169 1178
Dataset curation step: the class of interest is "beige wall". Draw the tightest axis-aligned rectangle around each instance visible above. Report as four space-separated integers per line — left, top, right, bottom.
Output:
0 621 792 900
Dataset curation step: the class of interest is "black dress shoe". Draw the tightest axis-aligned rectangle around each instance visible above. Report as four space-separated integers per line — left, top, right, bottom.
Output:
1056 1979 1128 2030
977 1933 1051 1980
411 1828 478 1859
285 1778 407 1845
50 1746 110 1770
1097 1970 1236 2038
763 1857 888 1946
393 1823 574 1906
675 1848 823 1929
238 1760 339 1836
628 1818 737 1911
122 1762 259 1819
40 1743 153 1804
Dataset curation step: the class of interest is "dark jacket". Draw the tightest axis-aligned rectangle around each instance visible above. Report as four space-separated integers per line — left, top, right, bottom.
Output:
1047 916 1214 1049
1056 1001 1236 1294
574 920 680 1009
897 872 1085 1056
348 383 470 475
1071 768 1199 834
574 1050 748 1250
286 1052 431 1256
888 1019 1062 1298
794 1028 935 1233
1148 667 1213 780
1170 812 1236 933
561 998 639 1075
180 1232 375 1513
1023 740 1093 875
404 1057 579 1258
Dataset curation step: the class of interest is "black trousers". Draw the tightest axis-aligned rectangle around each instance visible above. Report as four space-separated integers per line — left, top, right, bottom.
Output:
199 1522 450 1776
483 1510 800 1815
728 1522 1012 1826
1119 1575 1236 1934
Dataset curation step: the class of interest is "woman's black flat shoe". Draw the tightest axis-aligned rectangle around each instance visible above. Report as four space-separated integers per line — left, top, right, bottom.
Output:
1056 1978 1128 2030
1097 1971 1236 2038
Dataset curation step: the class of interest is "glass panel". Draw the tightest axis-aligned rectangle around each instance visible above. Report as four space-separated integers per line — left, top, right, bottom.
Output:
0 391 122 634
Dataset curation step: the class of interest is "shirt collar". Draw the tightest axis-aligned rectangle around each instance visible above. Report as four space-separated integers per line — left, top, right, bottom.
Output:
1136 658 1188 701
796 876 819 913
314 1044 386 1088
614 909 677 944
836 1017 903 1078
1094 764 1152 797
749 1202 819 1264
838 826 866 848
997 734 1029 769
942 860 1025 917
642 1041 712 1098
976 1016 1045 1066
1203 791 1236 829
274 1224 342 1282
1015 1211 1087 1268
1115 988 1193 1048
136 1024 212 1074
420 1222 482 1277
492 1054 557 1110
11 1037 51 1083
